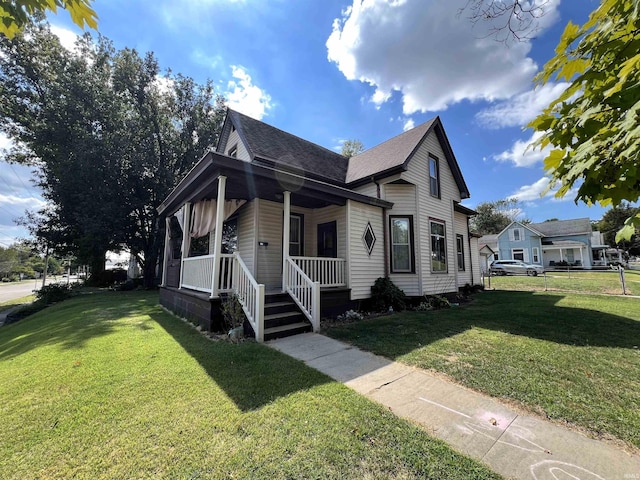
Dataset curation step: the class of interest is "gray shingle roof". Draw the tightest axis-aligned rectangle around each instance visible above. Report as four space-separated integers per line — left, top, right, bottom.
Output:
345 119 436 183
528 218 592 237
228 109 349 184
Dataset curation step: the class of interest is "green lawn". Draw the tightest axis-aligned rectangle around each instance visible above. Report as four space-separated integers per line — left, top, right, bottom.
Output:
0 294 35 314
326 290 640 450
487 269 640 296
0 291 501 480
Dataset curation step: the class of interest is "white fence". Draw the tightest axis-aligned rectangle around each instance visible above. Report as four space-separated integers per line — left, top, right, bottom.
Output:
285 258 320 332
292 257 346 287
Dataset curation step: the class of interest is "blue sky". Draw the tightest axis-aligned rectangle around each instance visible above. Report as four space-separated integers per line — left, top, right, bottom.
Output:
0 0 605 246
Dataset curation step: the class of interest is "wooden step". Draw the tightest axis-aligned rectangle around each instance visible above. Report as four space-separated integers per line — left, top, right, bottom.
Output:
264 321 312 341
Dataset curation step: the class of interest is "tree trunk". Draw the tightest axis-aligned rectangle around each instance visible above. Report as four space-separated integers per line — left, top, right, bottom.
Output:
142 217 163 289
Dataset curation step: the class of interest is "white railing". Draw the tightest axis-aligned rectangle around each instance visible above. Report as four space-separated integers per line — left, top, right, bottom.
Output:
291 257 346 287
181 255 216 293
285 258 320 332
218 254 235 292
232 253 265 342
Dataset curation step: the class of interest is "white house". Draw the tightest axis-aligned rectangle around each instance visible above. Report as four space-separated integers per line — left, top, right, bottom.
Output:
158 109 481 341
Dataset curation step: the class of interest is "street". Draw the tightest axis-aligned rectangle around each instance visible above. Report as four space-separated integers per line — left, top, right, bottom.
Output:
0 277 70 303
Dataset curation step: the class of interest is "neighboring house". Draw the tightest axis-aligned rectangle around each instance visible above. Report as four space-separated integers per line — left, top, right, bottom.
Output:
489 218 613 269
158 109 481 341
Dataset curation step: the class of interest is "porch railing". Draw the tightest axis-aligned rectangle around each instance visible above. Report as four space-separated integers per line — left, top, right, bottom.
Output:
291 257 346 287
285 258 320 332
181 255 216 293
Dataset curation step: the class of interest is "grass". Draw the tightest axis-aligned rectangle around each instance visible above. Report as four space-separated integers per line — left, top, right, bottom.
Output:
487 269 640 296
0 294 35 314
0 291 501 480
326 290 640 450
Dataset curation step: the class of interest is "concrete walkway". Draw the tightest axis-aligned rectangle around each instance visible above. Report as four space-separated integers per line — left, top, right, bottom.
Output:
268 333 640 480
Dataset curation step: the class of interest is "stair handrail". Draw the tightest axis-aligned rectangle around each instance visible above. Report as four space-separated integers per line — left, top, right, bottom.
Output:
232 252 265 342
285 258 320 332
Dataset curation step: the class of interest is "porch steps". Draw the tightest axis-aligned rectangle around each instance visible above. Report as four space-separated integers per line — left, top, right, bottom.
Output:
263 293 312 341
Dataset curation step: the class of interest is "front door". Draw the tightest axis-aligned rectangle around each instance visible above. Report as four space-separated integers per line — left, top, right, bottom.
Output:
317 221 337 258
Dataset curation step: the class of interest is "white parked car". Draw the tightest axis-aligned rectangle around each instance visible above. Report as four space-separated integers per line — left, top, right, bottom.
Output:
490 260 544 276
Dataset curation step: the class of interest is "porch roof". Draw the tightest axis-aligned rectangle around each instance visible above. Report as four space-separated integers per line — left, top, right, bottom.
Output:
158 151 393 216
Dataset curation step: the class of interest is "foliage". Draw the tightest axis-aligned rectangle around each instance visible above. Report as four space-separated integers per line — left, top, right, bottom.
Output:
220 293 245 331
469 197 529 235
0 0 97 39
335 309 365 322
87 268 127 287
529 0 640 242
370 276 407 312
0 242 63 279
597 202 640 255
34 282 75 304
416 295 451 311
0 22 226 286
340 138 364 157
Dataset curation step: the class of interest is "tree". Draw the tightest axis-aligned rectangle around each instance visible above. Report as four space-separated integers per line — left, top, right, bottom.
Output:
470 197 529 235
341 139 364 157
528 0 640 243
0 22 226 286
458 0 547 42
597 203 640 255
0 1 97 38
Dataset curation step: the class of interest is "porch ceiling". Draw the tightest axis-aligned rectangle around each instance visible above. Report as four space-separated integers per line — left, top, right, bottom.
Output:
158 152 393 215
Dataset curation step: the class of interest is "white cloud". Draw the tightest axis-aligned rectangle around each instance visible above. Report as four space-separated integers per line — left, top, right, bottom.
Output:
225 66 272 120
0 132 11 151
326 0 560 114
476 82 570 129
402 118 415 131
511 177 551 202
50 24 79 51
494 130 550 167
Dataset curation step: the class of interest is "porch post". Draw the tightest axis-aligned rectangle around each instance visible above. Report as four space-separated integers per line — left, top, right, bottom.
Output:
282 190 291 292
559 248 563 262
161 217 171 287
210 175 227 299
579 246 584 266
179 202 192 290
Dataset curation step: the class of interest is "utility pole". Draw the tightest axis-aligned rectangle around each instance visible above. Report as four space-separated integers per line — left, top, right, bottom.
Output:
41 244 49 289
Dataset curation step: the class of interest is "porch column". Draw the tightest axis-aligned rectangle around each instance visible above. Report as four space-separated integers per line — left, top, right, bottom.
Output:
179 202 192 290
579 246 584 266
210 175 227 299
161 217 171 287
282 190 291 292
559 248 563 262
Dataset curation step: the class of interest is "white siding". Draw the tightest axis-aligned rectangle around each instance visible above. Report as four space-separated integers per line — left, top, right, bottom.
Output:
454 211 472 287
470 236 481 285
236 201 256 275
383 183 421 296
225 129 251 162
402 131 461 295
352 182 377 197
255 199 283 290
348 200 385 300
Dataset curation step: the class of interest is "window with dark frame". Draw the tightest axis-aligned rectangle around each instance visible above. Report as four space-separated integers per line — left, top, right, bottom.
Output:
362 222 376 255
429 156 440 198
390 216 414 273
456 234 465 271
228 145 238 158
430 220 447 272
512 248 524 261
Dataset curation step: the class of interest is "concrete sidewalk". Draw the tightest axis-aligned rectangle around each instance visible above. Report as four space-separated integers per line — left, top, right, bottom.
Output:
268 333 640 480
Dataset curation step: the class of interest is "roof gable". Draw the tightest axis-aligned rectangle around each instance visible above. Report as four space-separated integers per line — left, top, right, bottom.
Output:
216 109 348 184
346 117 469 198
496 221 544 239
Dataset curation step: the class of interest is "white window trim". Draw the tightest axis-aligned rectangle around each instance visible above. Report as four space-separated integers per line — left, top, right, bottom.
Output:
532 247 540 263
430 219 447 273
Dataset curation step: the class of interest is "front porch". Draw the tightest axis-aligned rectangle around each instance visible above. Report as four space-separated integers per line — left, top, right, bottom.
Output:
157 152 389 341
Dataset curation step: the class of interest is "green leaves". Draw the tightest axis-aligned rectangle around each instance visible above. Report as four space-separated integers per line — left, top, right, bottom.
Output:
530 0 640 242
0 0 97 39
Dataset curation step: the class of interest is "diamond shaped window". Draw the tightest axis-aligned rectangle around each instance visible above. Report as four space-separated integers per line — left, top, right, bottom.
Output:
362 222 376 255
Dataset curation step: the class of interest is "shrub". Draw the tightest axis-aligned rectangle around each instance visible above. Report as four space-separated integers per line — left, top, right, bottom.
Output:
427 295 450 310
335 309 365 323
220 293 246 330
370 277 407 312
88 269 127 287
35 283 76 304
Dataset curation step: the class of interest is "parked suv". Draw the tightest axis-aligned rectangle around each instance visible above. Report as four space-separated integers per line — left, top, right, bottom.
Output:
490 260 544 276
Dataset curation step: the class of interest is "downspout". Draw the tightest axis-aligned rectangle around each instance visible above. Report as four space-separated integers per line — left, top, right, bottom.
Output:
466 216 474 285
373 176 390 277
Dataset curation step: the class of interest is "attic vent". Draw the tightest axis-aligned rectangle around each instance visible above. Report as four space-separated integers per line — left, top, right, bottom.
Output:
362 222 376 256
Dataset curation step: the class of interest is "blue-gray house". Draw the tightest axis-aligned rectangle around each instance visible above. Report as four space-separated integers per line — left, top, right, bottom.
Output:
494 218 605 269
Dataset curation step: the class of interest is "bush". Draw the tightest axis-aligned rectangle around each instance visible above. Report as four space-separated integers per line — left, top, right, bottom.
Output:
335 309 365 323
370 277 407 312
220 293 246 331
35 283 76 304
